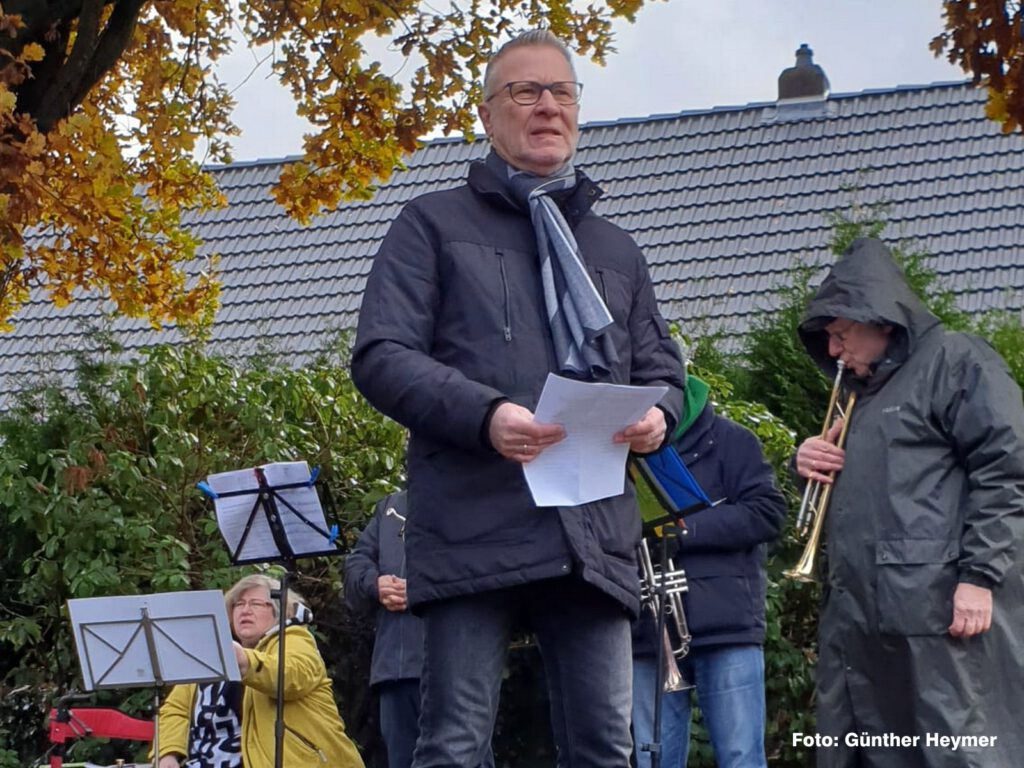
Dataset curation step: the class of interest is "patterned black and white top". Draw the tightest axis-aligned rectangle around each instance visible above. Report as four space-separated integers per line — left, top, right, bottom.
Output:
186 681 243 768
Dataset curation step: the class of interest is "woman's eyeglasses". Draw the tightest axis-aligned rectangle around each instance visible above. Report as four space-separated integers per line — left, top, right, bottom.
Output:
233 599 274 611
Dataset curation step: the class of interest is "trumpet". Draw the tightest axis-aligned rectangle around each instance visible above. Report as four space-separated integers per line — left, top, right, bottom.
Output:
638 537 694 692
785 360 857 582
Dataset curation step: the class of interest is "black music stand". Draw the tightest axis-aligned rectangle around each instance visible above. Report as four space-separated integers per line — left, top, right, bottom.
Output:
634 521 692 768
630 445 718 768
67 589 239 767
200 460 342 768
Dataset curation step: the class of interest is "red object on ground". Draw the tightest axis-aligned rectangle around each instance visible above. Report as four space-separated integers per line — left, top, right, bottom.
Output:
47 707 154 768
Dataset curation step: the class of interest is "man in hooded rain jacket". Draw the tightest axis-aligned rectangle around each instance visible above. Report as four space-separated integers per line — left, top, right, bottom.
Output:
794 237 1024 767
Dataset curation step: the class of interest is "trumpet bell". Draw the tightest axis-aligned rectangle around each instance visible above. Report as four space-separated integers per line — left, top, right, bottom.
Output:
783 547 818 583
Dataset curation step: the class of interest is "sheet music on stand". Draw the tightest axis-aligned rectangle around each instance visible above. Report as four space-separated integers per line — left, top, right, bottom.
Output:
67 591 239 691
204 460 339 564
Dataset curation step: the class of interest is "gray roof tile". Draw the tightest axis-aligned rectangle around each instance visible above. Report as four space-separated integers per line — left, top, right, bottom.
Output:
5 81 1024 408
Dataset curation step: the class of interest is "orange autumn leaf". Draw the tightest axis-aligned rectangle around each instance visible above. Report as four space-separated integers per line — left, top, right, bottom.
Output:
2 0 650 327
933 1 1024 136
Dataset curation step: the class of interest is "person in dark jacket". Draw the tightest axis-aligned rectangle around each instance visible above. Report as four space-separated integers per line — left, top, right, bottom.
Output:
344 491 421 768
795 237 1024 767
345 491 496 768
350 29 685 768
631 375 786 768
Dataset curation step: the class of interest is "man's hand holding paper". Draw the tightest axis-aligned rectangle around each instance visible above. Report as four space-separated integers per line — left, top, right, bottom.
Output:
614 406 667 454
489 401 567 464
523 374 669 506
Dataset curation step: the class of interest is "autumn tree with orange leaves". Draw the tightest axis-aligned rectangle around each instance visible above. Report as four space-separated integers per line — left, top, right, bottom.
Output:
933 0 1024 133
0 0 649 332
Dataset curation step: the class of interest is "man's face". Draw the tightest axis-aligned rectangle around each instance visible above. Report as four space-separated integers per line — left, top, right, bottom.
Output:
825 318 892 377
478 45 579 177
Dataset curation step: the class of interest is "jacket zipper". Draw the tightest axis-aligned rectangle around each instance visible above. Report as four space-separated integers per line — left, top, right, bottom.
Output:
595 268 609 303
498 252 512 342
285 722 328 763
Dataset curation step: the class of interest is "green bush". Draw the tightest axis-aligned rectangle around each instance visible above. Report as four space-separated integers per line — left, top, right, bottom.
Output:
0 339 405 764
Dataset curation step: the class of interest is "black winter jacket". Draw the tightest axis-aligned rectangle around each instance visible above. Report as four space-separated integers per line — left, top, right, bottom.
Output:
351 158 685 615
343 492 424 687
634 403 786 656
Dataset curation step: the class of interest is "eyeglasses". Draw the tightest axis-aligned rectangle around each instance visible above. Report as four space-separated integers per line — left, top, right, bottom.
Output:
233 599 274 611
826 320 856 346
486 81 583 106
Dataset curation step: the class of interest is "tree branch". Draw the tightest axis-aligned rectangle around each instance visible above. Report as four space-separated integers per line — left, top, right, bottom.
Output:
32 0 104 132
10 0 144 133
7 0 87 51
75 0 146 105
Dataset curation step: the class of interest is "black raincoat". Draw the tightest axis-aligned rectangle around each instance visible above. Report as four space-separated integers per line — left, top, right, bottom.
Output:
798 238 1024 767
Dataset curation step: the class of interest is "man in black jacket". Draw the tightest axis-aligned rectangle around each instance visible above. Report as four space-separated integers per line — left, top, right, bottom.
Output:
351 28 684 768
631 375 786 768
795 238 1024 767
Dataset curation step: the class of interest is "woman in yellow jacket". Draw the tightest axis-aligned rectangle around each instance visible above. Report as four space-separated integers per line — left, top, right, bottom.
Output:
156 574 364 768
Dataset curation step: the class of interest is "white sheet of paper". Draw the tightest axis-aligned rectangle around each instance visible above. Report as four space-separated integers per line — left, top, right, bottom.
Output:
524 373 669 506
207 460 333 562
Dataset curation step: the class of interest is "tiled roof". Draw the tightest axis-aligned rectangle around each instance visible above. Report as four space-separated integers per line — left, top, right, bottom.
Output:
4 81 1024 408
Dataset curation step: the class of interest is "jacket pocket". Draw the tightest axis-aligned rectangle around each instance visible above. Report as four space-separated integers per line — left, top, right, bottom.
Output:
497 250 512 342
875 538 959 636
285 722 328 764
591 266 631 326
676 550 759 637
445 242 537 351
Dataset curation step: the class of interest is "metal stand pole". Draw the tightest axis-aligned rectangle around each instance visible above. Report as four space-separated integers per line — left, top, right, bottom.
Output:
273 567 291 768
639 531 675 768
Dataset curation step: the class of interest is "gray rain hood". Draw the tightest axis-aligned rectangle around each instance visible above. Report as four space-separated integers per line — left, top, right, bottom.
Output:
798 237 941 382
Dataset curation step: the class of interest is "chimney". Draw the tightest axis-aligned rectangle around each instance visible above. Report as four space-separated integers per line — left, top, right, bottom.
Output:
763 43 834 123
778 44 830 101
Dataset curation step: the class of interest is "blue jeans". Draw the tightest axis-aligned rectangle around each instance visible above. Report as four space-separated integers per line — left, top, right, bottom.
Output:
413 576 634 768
381 679 495 768
632 644 767 768
380 679 422 768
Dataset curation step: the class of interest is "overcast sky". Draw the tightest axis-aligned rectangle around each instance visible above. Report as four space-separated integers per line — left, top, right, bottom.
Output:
215 0 969 162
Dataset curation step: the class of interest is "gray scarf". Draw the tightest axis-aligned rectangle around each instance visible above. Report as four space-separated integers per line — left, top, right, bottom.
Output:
490 153 618 378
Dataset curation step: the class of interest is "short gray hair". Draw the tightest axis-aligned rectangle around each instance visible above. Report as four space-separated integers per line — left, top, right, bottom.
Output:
225 573 305 620
483 29 577 100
